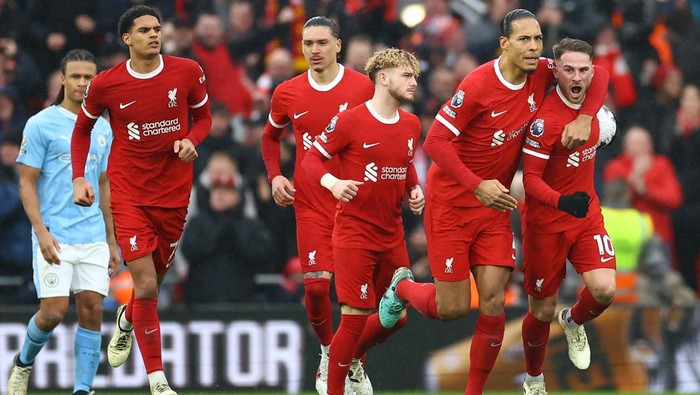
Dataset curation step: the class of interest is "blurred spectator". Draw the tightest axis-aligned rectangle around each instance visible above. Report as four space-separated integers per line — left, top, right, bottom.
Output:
96 41 128 70
338 0 408 47
452 51 480 80
418 66 458 117
342 34 374 73
193 100 251 181
181 152 273 304
0 37 43 112
410 0 464 67
604 125 683 255
163 18 197 59
633 64 683 154
0 132 32 298
0 85 26 143
255 47 295 115
669 83 700 293
192 11 255 118
594 25 638 110
601 178 695 305
228 0 295 79
271 256 304 303
0 0 24 41
467 0 519 63
22 0 101 77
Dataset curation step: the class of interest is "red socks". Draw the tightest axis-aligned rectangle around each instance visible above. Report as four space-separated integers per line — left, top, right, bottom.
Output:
304 278 334 346
571 287 611 325
354 313 407 359
327 314 368 395
396 280 439 319
466 312 505 395
132 298 162 374
125 290 134 322
521 311 550 376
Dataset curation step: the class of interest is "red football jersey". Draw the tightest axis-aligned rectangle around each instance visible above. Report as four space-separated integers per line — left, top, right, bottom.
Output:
76 55 208 208
522 86 602 232
266 65 374 219
426 57 556 207
310 102 421 251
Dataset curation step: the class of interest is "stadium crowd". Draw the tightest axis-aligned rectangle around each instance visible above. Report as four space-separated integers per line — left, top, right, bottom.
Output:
0 0 699 308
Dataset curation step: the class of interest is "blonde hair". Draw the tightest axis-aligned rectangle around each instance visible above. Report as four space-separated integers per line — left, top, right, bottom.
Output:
364 48 420 83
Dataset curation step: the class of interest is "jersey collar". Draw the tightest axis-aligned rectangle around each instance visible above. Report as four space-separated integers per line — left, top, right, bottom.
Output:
126 54 164 79
307 64 345 92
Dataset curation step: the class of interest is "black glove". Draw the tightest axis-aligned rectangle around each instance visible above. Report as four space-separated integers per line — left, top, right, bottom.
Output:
557 191 590 218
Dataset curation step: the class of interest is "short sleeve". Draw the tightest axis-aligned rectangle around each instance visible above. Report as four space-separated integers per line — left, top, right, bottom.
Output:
16 117 47 169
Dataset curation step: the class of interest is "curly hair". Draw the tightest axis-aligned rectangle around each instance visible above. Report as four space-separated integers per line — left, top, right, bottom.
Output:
364 48 420 83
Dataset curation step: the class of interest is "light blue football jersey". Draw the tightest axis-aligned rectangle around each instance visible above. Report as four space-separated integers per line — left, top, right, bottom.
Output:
17 105 112 244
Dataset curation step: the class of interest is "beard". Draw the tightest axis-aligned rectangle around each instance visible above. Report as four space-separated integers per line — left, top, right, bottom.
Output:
388 86 414 104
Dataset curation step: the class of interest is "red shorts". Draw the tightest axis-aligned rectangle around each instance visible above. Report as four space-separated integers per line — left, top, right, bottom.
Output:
333 245 409 309
522 216 616 297
424 199 515 282
112 205 187 274
296 212 334 274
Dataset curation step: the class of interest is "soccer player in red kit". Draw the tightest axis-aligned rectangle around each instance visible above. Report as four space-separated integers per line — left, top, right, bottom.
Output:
302 48 424 395
378 9 609 394
519 38 616 395
260 16 374 394
70 6 211 395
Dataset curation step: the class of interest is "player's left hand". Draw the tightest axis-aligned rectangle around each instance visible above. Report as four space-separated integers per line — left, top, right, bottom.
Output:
174 138 198 162
107 243 121 278
561 114 592 149
408 185 425 215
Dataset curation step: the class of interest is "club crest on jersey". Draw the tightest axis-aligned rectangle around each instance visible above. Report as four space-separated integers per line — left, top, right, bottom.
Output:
407 137 414 156
168 88 178 108
325 115 339 133
451 90 465 108
528 93 538 112
547 58 555 69
84 81 91 98
530 118 544 137
339 102 348 112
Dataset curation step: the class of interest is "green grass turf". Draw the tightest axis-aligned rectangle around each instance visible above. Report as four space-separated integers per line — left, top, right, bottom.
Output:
33 392 682 395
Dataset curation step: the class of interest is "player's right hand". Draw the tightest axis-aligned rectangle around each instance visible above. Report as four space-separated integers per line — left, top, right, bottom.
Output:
72 177 95 207
474 179 518 211
557 191 590 218
271 175 295 207
331 180 363 202
37 228 61 265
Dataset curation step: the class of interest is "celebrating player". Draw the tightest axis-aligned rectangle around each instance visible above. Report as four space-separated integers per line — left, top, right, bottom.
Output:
302 47 424 395
520 37 616 394
260 16 374 394
378 9 609 394
70 5 211 395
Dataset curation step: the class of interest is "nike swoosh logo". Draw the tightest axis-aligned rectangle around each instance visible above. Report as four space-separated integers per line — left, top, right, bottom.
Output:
491 110 507 117
601 257 614 263
363 142 380 149
120 100 136 109
145 328 159 335
293 111 309 119
527 341 545 347
490 341 502 347
338 362 352 367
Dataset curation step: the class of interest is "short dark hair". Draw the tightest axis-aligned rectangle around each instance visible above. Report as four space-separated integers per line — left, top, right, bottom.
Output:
54 49 98 105
303 16 339 39
500 8 537 37
553 37 594 61
118 5 161 38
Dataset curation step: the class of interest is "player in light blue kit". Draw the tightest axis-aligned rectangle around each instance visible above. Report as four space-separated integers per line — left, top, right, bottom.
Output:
7 49 121 395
